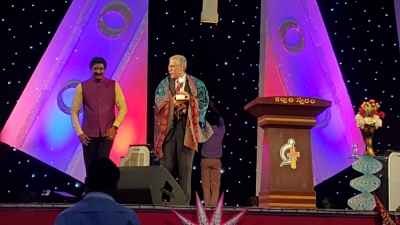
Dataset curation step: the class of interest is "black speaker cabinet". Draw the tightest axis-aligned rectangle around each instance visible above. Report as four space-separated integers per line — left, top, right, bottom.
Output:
115 166 187 205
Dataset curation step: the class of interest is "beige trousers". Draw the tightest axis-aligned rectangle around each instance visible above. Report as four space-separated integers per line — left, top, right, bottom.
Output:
200 158 222 207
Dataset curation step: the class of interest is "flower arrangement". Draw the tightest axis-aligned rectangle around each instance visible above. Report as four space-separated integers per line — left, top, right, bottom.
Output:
355 99 385 129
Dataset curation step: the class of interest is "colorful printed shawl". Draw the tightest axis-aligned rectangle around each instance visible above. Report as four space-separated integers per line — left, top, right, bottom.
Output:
154 75 213 159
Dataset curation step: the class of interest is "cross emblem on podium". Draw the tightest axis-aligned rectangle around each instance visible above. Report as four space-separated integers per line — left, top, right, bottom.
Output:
279 138 300 169
287 147 300 169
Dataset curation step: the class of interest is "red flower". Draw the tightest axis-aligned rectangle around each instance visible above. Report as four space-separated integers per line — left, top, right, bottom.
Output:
379 111 385 118
370 110 377 116
359 109 366 116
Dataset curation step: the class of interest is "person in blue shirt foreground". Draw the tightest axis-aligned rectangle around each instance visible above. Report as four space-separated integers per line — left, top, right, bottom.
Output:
54 157 140 225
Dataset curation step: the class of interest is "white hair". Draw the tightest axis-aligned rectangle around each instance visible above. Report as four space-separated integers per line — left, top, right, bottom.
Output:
169 55 187 70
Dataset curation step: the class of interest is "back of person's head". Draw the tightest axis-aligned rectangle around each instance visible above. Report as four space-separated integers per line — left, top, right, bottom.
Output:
206 110 220 126
85 157 120 193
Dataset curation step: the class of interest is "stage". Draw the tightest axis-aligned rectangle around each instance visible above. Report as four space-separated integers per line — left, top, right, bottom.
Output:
0 203 392 225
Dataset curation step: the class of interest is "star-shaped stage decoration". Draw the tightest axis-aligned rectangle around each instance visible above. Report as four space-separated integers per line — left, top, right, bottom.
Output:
172 193 249 225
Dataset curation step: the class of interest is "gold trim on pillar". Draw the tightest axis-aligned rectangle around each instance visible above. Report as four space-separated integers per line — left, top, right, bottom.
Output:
259 195 316 200
261 118 316 123
270 203 316 207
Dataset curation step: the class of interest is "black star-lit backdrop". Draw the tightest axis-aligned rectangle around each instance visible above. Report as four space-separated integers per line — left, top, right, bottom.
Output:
0 0 84 202
147 0 260 206
0 0 399 208
317 0 400 149
315 0 400 208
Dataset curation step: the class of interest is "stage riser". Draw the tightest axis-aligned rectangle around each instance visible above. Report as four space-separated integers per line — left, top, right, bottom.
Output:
0 209 388 225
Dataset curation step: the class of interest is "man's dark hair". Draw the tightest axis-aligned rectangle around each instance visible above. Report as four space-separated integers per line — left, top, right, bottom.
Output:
89 57 107 69
85 158 120 192
206 110 220 126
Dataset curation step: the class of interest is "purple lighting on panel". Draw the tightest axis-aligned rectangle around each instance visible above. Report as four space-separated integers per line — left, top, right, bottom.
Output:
393 0 400 52
1 0 148 182
260 0 364 185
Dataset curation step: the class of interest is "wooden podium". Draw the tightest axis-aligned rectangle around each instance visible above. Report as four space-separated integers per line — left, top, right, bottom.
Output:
245 96 331 208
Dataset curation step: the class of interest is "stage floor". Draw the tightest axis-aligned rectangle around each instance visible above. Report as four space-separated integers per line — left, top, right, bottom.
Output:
0 203 396 225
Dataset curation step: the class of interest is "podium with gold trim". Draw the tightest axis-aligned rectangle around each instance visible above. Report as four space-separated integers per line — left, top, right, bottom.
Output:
245 96 331 208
